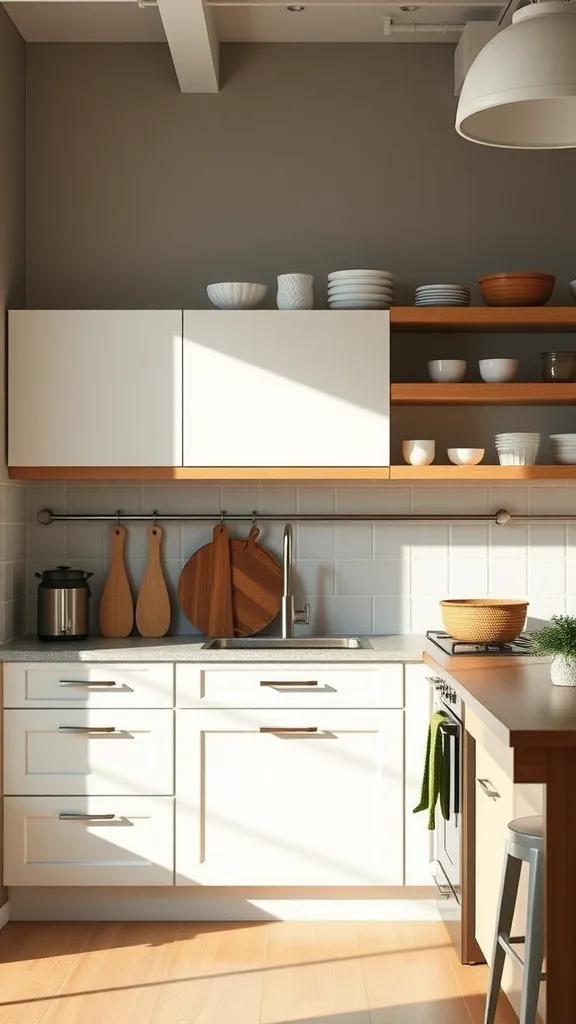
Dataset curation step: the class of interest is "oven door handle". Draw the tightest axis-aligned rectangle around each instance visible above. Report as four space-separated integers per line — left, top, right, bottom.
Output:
430 860 458 901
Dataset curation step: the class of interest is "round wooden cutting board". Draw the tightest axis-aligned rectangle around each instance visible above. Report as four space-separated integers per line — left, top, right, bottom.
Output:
178 525 282 637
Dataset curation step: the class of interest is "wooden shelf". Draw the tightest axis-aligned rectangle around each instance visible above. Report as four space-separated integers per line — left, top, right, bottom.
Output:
390 465 576 480
8 466 393 481
390 306 576 332
391 383 576 406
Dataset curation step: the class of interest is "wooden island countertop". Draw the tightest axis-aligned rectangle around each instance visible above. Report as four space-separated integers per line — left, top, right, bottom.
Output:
424 647 576 1023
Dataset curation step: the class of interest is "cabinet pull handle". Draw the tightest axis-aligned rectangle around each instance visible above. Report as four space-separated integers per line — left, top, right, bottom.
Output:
58 726 116 734
477 777 501 799
260 680 318 687
58 813 117 821
260 726 319 734
59 680 118 688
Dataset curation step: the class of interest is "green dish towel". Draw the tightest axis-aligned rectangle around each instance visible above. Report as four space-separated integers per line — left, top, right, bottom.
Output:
413 711 451 831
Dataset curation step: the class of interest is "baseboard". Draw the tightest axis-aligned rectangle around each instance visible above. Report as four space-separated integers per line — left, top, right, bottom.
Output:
0 901 10 931
9 887 439 922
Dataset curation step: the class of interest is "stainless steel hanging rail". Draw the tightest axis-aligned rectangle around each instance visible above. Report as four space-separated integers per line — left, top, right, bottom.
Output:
36 508 576 526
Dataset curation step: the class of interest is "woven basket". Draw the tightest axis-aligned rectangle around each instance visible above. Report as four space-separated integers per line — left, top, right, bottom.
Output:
440 599 528 644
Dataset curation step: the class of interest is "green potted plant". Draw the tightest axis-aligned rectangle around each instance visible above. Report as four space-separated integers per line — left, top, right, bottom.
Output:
532 614 576 686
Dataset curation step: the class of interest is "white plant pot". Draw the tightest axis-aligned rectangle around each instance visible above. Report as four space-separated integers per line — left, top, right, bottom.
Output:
551 654 576 687
277 273 314 310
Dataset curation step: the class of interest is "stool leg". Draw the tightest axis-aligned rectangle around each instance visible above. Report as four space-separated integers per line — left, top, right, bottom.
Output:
484 852 522 1024
519 848 544 1024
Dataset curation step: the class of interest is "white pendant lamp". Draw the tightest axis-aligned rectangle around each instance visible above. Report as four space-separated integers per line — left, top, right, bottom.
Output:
456 1 576 149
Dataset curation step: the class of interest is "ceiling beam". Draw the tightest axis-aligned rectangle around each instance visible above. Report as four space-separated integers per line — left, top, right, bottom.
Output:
156 0 219 92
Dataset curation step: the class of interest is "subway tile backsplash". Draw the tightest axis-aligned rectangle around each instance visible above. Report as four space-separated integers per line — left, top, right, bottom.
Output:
23 480 576 637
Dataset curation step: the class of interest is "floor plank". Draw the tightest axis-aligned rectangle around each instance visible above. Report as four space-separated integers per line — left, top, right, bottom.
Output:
40 921 180 1024
0 922 93 1024
261 922 371 1024
444 944 520 1024
151 922 268 1024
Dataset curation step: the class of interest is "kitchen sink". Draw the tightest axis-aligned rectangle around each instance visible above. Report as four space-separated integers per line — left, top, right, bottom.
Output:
202 637 373 650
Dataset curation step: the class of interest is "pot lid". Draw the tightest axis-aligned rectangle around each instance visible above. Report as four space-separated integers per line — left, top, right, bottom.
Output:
36 565 92 582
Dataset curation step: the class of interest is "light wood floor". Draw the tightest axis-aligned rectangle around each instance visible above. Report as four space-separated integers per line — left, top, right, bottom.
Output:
0 921 518 1024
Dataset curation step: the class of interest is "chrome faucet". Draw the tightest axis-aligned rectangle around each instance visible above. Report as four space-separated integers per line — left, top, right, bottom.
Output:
281 523 310 639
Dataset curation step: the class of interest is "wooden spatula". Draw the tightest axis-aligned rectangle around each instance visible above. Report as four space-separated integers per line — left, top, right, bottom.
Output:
136 526 171 638
99 526 134 638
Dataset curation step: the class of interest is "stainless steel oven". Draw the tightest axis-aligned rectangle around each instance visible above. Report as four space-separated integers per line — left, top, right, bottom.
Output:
426 674 476 961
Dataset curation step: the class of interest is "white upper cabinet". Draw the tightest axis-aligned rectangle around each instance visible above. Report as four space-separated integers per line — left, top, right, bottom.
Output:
183 311 390 467
9 310 183 466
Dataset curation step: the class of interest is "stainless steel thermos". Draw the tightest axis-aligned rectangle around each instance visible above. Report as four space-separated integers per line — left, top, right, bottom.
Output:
35 565 93 641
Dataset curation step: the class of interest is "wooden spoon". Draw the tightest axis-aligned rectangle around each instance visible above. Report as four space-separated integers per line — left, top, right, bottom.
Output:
99 526 134 637
136 526 171 638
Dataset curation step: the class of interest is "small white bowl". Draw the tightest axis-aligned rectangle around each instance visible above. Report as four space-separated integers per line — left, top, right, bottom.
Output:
207 282 267 310
479 358 519 383
447 447 485 466
428 359 467 383
402 439 435 466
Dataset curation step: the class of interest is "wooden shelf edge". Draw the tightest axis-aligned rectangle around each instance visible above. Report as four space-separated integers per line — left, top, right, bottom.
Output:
390 465 576 480
390 306 576 332
391 383 576 406
8 466 393 481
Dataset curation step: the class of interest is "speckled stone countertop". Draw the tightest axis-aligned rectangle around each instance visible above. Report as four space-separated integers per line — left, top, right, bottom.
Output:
0 635 426 663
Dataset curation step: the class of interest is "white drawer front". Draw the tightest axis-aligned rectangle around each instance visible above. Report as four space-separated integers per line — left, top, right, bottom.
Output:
3 663 174 708
4 796 174 886
4 710 174 796
176 663 403 708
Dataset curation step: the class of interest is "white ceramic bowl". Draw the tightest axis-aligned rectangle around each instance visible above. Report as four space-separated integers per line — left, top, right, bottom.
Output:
428 359 467 383
447 448 485 466
402 439 435 467
479 358 519 383
207 282 267 310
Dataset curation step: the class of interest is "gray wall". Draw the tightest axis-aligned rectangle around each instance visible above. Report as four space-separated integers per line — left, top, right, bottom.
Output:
25 42 576 309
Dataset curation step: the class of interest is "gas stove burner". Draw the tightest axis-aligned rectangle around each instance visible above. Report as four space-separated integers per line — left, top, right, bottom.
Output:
426 629 534 657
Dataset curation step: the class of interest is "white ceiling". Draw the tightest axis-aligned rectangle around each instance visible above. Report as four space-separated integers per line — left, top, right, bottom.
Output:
3 0 504 44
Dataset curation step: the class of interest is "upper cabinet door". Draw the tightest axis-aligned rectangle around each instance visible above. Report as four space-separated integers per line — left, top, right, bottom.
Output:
183 311 390 467
9 311 183 467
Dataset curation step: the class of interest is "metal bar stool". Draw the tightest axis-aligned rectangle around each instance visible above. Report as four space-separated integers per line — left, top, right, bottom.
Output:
484 816 546 1024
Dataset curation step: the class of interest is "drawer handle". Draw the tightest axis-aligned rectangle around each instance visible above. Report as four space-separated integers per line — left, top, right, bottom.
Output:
58 726 116 734
260 727 319 734
260 680 318 687
59 680 118 688
477 777 501 799
58 813 117 821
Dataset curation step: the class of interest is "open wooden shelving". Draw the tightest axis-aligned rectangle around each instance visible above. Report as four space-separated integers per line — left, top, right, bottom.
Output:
391 383 576 405
390 306 576 331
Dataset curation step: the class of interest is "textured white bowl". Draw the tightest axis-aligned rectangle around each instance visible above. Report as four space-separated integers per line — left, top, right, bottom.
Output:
402 439 435 466
447 447 485 466
497 448 540 466
207 282 267 310
428 359 467 383
479 358 519 383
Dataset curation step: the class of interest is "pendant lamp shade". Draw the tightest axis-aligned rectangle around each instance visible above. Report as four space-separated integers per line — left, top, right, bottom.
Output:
456 1 576 149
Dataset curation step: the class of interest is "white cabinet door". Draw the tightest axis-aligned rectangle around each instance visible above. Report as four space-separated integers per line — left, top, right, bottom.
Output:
9 310 183 466
183 311 390 467
4 796 174 886
475 740 515 964
4 710 174 796
176 709 403 886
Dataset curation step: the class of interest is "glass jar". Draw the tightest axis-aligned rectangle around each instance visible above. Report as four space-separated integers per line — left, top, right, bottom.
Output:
541 351 576 382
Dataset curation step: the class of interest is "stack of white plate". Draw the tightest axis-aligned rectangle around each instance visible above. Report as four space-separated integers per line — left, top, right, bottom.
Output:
496 432 541 466
327 270 394 309
550 434 576 465
415 284 470 307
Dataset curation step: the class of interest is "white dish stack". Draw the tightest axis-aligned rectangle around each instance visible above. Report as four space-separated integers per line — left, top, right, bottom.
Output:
495 432 541 466
415 284 470 307
550 434 576 465
327 270 394 309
